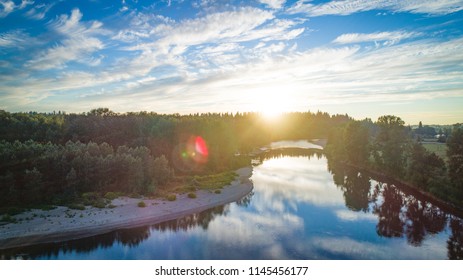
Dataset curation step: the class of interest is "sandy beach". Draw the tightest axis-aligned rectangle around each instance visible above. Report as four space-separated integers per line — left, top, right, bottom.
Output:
0 167 253 250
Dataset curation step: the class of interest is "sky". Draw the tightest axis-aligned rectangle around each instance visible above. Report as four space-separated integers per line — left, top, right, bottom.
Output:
1 0 463 124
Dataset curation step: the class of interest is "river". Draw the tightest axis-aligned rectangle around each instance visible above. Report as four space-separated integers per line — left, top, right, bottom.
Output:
1 141 462 259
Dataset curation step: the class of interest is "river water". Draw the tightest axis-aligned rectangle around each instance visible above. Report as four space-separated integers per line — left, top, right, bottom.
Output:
1 142 462 259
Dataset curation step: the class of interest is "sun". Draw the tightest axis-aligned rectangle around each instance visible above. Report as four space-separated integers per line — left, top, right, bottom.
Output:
253 87 292 121
260 100 285 120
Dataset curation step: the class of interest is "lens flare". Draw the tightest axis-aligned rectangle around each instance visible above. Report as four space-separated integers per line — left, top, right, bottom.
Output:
195 136 208 156
172 135 210 172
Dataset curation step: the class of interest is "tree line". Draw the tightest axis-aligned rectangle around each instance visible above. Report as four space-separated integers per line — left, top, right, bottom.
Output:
325 115 463 206
0 108 350 211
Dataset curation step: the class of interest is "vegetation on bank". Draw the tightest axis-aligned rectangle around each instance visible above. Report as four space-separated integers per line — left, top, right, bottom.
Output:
0 109 351 214
325 115 463 206
1 108 461 213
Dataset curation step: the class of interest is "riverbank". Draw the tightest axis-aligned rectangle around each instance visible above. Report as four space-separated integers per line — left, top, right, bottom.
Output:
338 161 463 218
0 167 253 250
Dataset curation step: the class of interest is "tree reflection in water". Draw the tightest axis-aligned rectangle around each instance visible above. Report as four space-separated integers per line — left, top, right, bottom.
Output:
0 225 152 260
447 218 463 260
1 151 462 259
153 205 227 232
374 184 405 238
0 205 228 260
328 160 461 253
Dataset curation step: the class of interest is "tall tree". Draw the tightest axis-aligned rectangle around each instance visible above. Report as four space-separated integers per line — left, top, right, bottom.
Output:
374 115 407 177
343 121 370 165
447 125 463 201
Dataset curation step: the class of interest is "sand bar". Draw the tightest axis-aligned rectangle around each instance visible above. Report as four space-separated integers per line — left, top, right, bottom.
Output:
0 167 253 250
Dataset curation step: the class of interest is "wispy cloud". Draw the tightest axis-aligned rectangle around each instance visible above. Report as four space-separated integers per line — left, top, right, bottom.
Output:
0 0 32 17
27 8 108 70
259 0 286 10
0 29 29 47
25 2 55 20
288 0 463 16
333 31 418 45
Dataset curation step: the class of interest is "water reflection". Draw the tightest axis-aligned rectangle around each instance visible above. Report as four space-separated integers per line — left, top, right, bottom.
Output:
1 147 462 259
0 226 152 260
154 205 228 232
447 218 463 259
328 158 457 249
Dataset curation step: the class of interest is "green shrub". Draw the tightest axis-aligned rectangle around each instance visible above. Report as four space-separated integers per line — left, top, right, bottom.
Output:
166 194 176 201
82 192 99 201
92 200 106 209
108 204 117 209
187 192 197 199
38 205 57 211
146 184 156 195
214 189 221 194
68 204 85 210
1 207 23 216
137 201 146 207
129 193 141 199
0 214 17 224
104 192 120 200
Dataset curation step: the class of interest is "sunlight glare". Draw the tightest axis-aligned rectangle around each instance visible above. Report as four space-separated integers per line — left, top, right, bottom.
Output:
253 85 294 121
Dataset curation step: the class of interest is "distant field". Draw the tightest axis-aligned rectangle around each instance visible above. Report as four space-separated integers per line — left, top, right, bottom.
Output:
422 142 448 161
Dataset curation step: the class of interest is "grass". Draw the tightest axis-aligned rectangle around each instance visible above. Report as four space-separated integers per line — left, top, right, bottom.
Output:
422 142 448 161
152 171 238 200
166 194 177 201
0 206 24 216
0 214 17 224
187 192 197 199
81 192 109 208
104 192 123 200
188 171 237 190
137 201 146 207
68 203 86 210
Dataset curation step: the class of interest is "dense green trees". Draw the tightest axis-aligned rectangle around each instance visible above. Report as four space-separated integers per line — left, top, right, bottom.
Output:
343 121 370 165
373 115 408 176
0 108 351 211
326 115 461 206
0 140 173 209
447 125 463 200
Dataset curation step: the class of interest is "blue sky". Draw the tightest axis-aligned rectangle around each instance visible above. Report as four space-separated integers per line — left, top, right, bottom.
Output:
1 0 463 124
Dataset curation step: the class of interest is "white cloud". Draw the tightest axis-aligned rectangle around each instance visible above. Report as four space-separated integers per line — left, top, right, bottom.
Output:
288 0 463 16
0 0 32 17
27 9 107 70
0 30 28 47
0 0 15 17
25 2 54 20
153 7 275 51
333 31 418 45
259 0 286 9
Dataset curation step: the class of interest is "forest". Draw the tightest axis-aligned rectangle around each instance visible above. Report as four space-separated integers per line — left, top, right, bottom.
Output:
0 108 349 212
325 115 463 207
1 109 462 213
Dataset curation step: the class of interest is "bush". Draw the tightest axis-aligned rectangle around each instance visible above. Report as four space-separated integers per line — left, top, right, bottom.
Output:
137 201 146 207
214 189 221 194
92 200 106 209
166 194 176 201
129 193 141 199
0 214 17 224
0 207 23 216
68 204 85 210
104 192 120 200
187 192 197 199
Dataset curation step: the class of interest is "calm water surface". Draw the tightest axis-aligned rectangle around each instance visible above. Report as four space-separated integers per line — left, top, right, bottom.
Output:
2 146 462 259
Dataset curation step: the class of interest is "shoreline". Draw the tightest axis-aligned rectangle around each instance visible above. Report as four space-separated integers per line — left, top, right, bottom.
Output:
338 161 463 218
0 167 253 251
